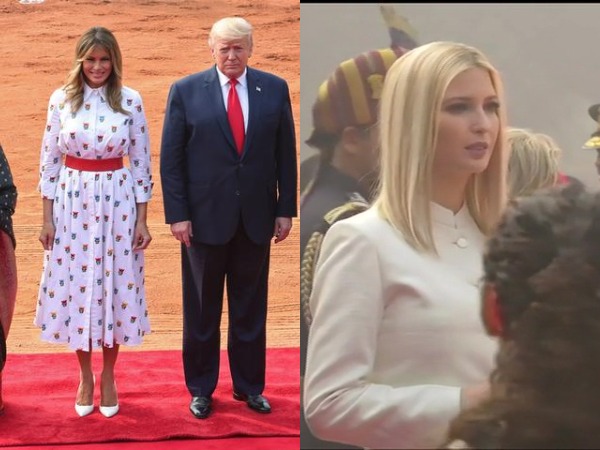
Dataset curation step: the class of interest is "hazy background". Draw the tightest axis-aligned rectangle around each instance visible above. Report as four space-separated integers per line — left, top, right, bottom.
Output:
300 3 600 187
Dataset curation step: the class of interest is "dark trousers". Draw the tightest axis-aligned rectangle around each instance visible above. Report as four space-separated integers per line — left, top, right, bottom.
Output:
181 221 270 397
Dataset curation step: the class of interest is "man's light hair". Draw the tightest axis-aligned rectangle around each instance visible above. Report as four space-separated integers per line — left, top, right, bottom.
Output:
208 17 253 50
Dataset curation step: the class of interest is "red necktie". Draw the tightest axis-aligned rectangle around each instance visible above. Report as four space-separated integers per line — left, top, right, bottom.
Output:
228 78 245 155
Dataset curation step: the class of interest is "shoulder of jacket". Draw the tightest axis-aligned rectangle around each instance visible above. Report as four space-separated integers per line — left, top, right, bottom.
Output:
322 198 370 228
248 67 286 85
174 70 208 87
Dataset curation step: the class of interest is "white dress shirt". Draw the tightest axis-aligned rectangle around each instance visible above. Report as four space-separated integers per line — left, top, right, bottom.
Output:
304 203 498 449
216 66 249 132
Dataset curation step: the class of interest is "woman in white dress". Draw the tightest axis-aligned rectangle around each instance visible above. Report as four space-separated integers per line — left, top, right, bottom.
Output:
304 41 509 449
36 26 153 418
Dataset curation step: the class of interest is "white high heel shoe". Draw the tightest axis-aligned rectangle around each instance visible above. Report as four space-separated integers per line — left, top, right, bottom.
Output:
75 376 95 417
99 382 119 418
75 403 94 417
99 403 119 418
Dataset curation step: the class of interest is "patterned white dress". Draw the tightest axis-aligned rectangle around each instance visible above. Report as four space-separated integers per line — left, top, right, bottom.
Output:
35 83 152 352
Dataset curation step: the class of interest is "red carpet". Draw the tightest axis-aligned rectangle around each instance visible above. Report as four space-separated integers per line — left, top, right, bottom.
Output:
0 348 299 447
12 437 299 449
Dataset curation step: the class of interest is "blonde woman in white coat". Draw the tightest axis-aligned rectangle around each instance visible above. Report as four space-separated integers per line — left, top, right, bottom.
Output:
304 41 509 449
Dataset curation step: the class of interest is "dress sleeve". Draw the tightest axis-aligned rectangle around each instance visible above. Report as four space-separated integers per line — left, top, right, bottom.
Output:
304 219 462 449
0 145 17 248
38 89 64 200
127 90 152 203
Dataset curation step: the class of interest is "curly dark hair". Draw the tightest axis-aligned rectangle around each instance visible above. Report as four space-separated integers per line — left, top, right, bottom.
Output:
444 180 600 449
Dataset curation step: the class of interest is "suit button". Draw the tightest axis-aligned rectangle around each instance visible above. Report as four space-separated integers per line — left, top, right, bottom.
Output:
235 190 240 196
456 237 468 248
239 163 244 168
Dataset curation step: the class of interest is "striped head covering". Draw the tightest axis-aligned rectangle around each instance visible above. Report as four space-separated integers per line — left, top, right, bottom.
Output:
306 47 407 146
306 5 418 148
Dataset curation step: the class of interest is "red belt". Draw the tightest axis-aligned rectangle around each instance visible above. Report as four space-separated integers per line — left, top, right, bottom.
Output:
64 155 124 172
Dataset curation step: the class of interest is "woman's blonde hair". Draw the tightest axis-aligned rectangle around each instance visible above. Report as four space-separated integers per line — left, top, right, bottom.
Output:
507 127 561 199
373 41 508 254
64 26 128 115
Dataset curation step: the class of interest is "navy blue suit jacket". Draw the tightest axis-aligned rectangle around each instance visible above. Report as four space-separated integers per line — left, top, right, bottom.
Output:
160 66 297 245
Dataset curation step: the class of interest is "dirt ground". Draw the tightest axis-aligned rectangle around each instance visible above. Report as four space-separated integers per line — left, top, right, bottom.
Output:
0 0 299 354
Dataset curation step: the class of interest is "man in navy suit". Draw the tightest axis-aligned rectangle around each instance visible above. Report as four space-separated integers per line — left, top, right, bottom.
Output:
159 17 297 419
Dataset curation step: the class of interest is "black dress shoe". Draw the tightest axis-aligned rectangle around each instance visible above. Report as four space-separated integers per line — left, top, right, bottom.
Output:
189 396 212 419
233 392 271 414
